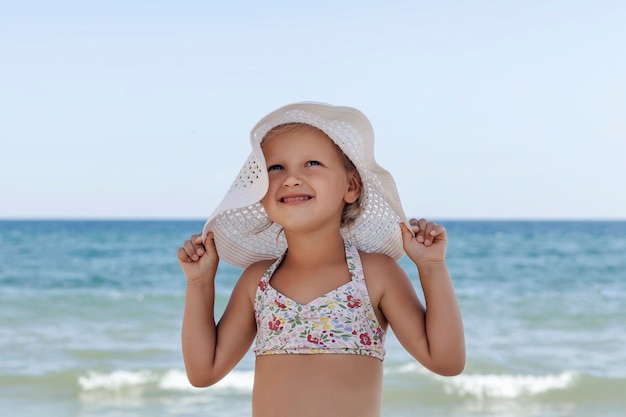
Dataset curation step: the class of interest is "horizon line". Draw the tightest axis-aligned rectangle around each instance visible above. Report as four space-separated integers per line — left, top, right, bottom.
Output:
1 217 625 222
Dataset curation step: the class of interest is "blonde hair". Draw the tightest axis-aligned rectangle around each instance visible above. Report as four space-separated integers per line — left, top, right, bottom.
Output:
261 123 363 227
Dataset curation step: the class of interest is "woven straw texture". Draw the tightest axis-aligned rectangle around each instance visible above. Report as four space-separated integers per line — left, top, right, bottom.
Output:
203 102 408 269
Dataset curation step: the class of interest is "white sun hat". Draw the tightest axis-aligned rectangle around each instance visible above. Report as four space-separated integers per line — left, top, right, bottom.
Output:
202 102 409 269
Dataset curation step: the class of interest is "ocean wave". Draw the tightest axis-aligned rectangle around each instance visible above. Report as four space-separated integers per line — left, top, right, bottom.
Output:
77 368 254 394
386 362 580 400
159 369 254 393
78 365 580 401
78 370 156 391
439 371 579 400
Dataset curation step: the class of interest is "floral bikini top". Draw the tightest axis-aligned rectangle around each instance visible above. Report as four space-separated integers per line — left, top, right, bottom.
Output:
254 241 386 361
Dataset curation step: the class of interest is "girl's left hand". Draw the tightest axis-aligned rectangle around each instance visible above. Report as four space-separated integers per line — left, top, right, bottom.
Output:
400 218 447 266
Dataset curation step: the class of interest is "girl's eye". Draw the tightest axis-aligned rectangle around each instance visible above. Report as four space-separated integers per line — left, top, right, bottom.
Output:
305 161 321 167
268 164 284 171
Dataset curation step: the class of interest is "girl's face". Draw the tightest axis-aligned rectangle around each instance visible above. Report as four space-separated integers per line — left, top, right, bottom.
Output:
260 125 361 234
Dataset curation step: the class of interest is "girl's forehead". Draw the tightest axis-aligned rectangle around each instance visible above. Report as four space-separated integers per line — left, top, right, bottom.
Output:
261 123 352 166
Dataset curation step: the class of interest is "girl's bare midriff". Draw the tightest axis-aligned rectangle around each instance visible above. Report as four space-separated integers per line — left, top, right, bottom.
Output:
253 354 383 417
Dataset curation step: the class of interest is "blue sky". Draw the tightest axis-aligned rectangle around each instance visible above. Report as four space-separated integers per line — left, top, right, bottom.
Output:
2 0 625 220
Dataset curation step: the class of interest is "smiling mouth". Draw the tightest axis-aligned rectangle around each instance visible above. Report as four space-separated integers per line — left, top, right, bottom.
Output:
280 196 312 203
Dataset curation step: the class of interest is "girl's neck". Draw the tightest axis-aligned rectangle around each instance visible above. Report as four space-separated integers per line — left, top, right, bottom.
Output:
281 231 346 269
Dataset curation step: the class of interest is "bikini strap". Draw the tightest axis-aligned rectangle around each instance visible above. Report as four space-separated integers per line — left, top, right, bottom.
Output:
344 240 364 283
345 240 380 324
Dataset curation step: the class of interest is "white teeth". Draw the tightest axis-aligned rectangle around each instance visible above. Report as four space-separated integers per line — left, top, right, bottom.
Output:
282 196 310 203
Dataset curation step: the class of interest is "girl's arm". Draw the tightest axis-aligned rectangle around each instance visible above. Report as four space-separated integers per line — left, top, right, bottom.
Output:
376 219 465 376
178 233 257 387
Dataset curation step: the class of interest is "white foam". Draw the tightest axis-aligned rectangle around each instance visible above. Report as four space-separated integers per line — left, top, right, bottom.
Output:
439 371 579 400
386 362 431 375
384 362 579 400
78 370 155 391
158 369 206 392
159 369 254 393
211 369 255 392
78 368 255 394
78 367 577 400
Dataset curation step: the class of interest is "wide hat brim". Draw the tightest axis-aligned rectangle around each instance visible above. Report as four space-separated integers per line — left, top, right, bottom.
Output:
202 102 409 269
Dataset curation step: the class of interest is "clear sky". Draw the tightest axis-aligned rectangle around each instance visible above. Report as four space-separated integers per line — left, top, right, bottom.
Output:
2 0 625 220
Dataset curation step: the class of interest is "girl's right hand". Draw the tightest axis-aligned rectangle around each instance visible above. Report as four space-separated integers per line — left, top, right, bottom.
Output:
177 232 219 283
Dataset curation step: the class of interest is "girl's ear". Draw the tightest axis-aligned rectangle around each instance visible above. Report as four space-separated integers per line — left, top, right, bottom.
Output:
345 170 362 204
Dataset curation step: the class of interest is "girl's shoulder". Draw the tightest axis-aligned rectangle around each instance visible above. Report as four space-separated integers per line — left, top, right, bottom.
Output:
240 258 277 283
358 251 409 290
358 251 402 273
215 260 279 309
243 258 277 276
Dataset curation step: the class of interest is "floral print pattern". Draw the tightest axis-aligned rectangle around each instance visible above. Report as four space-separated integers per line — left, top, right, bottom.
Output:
254 241 386 360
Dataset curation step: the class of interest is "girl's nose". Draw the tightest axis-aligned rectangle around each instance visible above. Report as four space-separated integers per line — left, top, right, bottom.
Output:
282 171 301 187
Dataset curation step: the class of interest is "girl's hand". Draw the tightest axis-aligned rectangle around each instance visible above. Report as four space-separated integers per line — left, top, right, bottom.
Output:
400 218 447 266
177 232 219 283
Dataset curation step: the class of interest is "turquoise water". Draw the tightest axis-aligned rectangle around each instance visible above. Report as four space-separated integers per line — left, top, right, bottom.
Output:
1 220 625 416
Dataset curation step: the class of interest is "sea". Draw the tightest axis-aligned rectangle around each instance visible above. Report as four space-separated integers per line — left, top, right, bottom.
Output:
0 220 624 417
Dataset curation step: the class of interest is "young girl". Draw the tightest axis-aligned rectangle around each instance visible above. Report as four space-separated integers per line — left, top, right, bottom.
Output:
177 102 465 417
